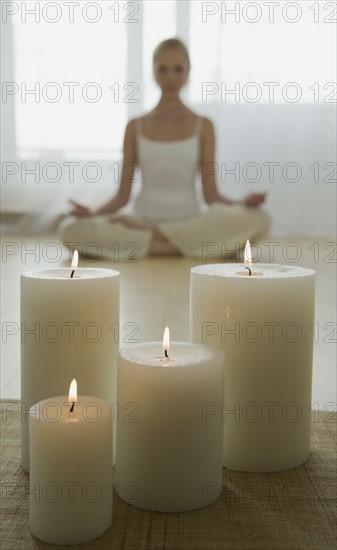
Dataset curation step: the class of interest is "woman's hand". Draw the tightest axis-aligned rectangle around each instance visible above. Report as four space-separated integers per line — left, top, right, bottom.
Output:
244 192 267 207
69 199 94 217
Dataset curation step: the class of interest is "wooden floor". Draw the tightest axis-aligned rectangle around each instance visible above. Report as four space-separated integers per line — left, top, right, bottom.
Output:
1 234 336 409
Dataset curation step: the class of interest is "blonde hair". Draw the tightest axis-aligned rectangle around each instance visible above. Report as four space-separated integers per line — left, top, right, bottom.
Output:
153 38 190 72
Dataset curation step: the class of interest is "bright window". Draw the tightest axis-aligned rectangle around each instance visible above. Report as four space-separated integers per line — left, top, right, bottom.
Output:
5 0 337 159
12 1 128 156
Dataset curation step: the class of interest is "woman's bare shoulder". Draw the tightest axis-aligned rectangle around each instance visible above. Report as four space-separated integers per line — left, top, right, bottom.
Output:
125 117 142 139
126 118 137 131
200 116 214 129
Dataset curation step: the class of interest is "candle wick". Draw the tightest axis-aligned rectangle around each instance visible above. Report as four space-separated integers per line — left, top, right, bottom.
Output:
245 267 252 276
70 269 75 278
70 402 75 413
164 349 169 358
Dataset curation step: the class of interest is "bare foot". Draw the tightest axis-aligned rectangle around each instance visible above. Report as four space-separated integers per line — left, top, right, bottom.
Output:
109 215 180 256
149 232 181 256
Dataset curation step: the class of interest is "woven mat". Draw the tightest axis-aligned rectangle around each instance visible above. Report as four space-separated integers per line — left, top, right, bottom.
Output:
1 402 336 550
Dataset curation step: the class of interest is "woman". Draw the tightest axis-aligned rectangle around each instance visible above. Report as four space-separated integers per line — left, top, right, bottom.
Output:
59 38 270 260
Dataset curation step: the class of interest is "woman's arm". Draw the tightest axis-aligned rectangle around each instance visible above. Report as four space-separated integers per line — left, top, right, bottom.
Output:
200 118 266 207
70 119 138 216
200 118 234 205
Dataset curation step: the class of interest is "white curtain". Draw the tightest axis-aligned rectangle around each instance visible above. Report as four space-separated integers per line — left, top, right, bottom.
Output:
1 0 336 235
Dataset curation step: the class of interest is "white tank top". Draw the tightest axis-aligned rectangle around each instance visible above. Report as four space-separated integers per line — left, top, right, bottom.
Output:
133 116 203 221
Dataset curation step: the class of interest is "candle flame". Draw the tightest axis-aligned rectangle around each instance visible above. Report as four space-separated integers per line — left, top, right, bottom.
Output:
68 379 77 403
162 326 170 353
71 250 79 269
244 240 252 265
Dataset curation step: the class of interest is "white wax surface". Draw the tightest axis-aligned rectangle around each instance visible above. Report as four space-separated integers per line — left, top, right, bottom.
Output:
190 263 316 472
120 342 218 366
29 395 112 545
192 263 312 278
116 342 224 512
26 268 114 279
21 268 119 471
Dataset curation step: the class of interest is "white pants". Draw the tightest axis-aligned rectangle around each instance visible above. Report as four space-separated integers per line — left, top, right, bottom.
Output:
58 204 271 262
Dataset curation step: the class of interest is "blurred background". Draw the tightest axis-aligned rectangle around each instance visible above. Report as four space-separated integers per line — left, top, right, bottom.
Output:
1 0 336 236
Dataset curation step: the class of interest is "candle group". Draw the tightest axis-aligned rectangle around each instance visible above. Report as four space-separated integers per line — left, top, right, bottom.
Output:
190 262 315 471
21 244 316 544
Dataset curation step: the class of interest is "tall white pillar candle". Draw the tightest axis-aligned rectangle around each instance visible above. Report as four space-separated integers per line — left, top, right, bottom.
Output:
29 383 112 545
190 263 315 472
21 264 119 471
116 338 224 512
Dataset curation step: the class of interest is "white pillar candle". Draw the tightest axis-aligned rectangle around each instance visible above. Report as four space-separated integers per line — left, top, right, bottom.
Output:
116 333 224 512
21 256 119 471
29 380 112 545
190 259 315 472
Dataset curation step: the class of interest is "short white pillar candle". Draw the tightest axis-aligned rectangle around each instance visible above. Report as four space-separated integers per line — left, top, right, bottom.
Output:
29 380 113 545
116 331 224 512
